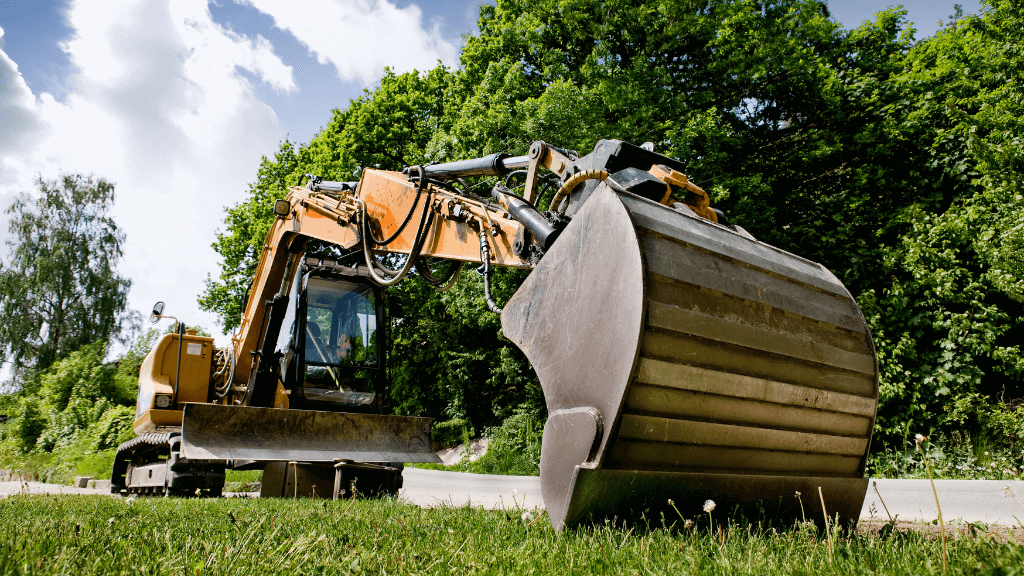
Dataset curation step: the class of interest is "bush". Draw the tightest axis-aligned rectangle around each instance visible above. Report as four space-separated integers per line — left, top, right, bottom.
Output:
92 405 135 451
468 405 544 476
0 338 140 481
431 417 475 449
984 403 1024 449
9 399 46 452
867 432 1024 480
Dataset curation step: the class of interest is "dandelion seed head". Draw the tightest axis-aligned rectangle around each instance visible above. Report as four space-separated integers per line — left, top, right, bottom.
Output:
684 519 694 529
703 499 716 513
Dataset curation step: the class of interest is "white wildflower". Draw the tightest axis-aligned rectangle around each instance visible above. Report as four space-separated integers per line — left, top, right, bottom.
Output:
703 499 716 513
684 519 694 529
522 511 534 523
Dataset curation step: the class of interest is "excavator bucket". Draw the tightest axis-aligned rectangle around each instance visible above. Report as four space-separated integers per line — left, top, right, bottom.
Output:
180 404 441 464
501 182 878 530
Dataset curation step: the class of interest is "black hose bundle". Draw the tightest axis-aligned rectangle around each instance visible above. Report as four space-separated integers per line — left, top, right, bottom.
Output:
478 229 503 314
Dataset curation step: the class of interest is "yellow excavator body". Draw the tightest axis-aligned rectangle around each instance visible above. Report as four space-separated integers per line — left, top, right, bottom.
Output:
115 138 877 529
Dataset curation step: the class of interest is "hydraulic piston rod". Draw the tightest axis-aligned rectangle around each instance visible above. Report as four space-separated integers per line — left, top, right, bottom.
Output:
408 154 531 180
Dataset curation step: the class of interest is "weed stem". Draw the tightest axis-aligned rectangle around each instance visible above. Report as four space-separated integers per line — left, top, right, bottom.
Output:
873 481 894 523
818 487 833 565
917 435 947 572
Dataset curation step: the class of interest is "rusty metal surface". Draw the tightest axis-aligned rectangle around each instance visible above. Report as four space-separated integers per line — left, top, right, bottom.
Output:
562 468 870 528
504 182 879 530
180 404 441 463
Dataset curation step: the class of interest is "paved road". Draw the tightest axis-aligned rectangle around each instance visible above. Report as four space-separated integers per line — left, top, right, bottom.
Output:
864 478 1024 525
400 468 544 511
399 469 1024 525
0 481 109 497
7 473 1024 525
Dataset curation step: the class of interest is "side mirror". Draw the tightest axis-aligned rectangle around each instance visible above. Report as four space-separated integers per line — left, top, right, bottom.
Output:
149 301 165 324
388 296 404 319
274 199 291 218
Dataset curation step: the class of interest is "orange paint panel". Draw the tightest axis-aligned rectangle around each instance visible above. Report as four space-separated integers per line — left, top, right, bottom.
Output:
359 170 528 267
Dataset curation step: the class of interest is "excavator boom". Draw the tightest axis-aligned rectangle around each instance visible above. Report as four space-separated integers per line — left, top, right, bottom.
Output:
341 139 879 529
117 138 877 528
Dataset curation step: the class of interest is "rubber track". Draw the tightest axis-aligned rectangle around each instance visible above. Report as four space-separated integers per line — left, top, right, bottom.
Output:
110 433 177 494
115 432 174 454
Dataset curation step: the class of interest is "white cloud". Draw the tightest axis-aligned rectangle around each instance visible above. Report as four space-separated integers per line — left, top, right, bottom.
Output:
0 27 51 190
239 0 459 85
0 0 298 340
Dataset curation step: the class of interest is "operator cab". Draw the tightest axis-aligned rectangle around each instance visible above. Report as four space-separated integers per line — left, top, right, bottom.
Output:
276 256 386 413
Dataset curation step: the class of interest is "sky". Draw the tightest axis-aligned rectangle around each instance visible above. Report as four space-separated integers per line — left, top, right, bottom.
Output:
0 0 985 353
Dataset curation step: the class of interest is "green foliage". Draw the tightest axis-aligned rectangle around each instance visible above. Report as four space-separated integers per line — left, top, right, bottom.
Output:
416 404 546 476
1 496 1023 574
6 398 46 453
224 469 263 493
0 174 133 375
91 405 135 451
0 339 137 479
868 431 1024 480
468 404 545 476
854 1 1024 444
37 341 116 413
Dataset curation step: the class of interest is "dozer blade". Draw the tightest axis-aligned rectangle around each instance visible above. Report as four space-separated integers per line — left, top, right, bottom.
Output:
502 183 878 530
180 404 441 464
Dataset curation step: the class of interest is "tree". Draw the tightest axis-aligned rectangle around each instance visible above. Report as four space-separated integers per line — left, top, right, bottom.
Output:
198 0 1024 446
854 0 1024 443
200 67 455 331
0 174 133 377
199 67 540 431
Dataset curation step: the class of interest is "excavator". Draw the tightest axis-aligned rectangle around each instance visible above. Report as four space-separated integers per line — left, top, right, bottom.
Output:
112 139 879 530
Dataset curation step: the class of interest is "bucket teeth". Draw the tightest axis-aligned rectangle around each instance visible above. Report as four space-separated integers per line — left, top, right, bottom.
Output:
502 183 878 530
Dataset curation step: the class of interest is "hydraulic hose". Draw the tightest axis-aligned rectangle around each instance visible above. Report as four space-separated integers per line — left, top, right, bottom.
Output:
416 257 464 292
365 166 427 247
212 345 235 399
478 229 502 314
360 188 435 287
549 169 610 214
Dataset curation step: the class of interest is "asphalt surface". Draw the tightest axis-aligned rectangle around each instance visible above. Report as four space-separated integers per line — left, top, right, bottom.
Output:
400 468 544 511
398 470 1024 525
0 481 110 497
5 473 1024 526
863 478 1024 525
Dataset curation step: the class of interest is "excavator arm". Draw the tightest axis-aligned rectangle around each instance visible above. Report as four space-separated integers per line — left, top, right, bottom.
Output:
244 139 878 531
230 170 532 404
131 137 876 529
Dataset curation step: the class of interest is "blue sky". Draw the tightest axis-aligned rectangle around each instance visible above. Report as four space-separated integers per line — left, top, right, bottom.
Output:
0 0 985 345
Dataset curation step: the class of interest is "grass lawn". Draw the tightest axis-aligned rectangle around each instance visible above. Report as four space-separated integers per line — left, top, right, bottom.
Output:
1 495 1022 575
